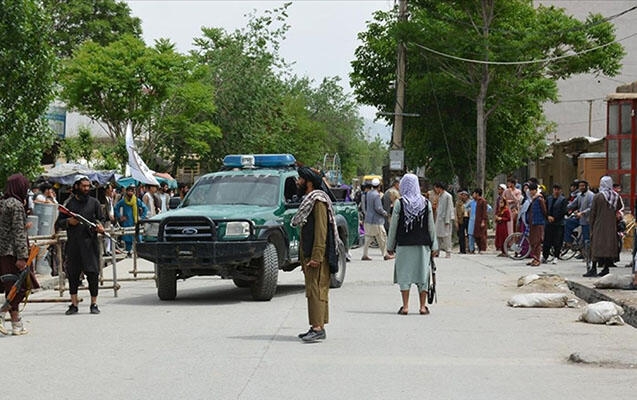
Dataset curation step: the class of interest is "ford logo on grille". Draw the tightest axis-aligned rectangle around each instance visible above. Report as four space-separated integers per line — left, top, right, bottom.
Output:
182 227 198 235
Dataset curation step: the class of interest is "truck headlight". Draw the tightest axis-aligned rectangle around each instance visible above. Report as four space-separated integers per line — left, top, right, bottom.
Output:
225 221 251 239
144 222 160 240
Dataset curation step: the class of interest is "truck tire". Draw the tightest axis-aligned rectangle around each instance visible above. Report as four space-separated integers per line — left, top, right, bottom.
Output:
157 267 177 301
233 278 252 288
251 242 279 301
330 242 347 288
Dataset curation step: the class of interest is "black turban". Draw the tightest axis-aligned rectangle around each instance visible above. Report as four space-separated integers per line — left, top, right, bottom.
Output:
297 166 322 189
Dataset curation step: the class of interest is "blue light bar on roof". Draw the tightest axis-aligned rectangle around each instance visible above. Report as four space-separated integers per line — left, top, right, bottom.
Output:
223 154 296 168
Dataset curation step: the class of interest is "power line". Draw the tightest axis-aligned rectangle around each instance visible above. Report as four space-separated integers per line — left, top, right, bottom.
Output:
411 32 637 66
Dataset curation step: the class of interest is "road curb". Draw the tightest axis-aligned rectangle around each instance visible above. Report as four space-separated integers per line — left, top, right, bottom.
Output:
567 280 637 328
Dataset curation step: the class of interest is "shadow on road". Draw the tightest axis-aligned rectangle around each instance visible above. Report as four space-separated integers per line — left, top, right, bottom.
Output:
228 334 299 343
346 309 402 316
111 282 306 307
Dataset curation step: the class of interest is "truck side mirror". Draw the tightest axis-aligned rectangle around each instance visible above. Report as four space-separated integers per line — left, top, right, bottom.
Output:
169 197 182 209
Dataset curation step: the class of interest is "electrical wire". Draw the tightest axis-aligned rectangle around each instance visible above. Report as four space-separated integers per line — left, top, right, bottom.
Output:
411 32 637 66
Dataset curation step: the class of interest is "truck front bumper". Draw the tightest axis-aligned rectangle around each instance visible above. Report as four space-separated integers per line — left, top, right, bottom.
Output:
136 240 269 267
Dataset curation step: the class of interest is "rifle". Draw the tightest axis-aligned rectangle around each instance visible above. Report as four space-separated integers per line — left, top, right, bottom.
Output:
0 245 39 313
58 204 112 240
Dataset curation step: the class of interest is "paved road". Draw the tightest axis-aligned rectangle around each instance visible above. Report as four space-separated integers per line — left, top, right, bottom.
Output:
4 247 637 399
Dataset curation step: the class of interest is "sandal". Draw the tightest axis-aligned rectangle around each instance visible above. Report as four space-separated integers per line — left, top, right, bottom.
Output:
530 260 541 267
397 306 408 315
419 307 430 315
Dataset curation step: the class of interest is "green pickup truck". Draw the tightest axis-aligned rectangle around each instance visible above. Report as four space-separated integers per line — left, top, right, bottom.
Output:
136 154 359 301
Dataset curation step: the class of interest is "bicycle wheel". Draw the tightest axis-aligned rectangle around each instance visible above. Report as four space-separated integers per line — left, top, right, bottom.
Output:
504 232 531 260
559 243 577 260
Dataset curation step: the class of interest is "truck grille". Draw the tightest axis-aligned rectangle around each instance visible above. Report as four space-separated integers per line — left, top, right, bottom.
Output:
161 217 217 242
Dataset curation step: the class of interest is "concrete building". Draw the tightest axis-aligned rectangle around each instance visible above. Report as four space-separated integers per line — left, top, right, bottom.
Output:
536 1 637 142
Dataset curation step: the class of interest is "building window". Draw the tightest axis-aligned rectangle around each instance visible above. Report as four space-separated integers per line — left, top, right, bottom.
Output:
621 103 632 134
621 139 631 169
607 139 618 170
609 103 619 135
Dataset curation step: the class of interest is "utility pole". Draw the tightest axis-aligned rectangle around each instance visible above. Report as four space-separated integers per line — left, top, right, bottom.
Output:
392 0 408 150
388 0 408 175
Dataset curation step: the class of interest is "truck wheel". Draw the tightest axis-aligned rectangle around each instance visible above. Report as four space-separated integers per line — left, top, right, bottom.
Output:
157 267 177 300
330 242 347 288
233 278 252 288
251 242 279 301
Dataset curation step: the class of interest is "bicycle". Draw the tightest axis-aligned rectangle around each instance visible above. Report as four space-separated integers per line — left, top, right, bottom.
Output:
504 228 530 260
558 227 586 260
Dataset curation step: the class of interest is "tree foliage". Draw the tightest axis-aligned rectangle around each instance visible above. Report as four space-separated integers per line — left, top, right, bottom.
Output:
351 0 624 188
191 4 376 180
42 0 142 59
191 5 292 171
57 4 380 182
60 126 95 163
60 35 223 174
0 0 56 184
151 59 221 176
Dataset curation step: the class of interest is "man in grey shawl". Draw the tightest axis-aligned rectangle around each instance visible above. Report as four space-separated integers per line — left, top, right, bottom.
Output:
292 166 341 342
387 174 438 315
588 176 623 278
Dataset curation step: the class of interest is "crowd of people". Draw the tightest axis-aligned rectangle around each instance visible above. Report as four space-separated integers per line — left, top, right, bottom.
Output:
453 176 630 278
2 168 636 340
352 174 634 278
0 174 192 335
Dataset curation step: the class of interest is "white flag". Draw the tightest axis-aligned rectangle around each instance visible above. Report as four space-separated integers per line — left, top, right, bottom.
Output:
125 122 160 186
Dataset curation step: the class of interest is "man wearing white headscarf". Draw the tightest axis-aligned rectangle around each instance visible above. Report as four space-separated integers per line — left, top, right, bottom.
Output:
588 176 624 277
387 174 438 315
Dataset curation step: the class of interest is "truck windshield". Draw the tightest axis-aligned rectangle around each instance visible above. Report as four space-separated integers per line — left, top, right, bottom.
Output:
183 174 281 207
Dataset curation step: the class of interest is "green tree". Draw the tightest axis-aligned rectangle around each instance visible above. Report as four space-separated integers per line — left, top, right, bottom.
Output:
151 60 222 176
0 0 56 183
60 126 95 163
42 0 142 59
192 4 292 171
93 138 126 171
351 0 624 188
60 35 174 142
284 77 367 180
192 4 374 181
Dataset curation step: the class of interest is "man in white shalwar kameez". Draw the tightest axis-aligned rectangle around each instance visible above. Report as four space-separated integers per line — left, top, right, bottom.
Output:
433 182 454 258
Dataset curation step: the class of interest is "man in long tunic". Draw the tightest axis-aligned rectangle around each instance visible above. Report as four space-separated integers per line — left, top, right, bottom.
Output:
292 167 340 343
57 175 105 315
114 184 148 257
503 179 521 232
588 176 623 278
362 178 391 261
433 182 454 258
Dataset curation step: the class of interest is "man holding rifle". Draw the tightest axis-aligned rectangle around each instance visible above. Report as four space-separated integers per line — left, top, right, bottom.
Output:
0 173 40 335
56 175 105 315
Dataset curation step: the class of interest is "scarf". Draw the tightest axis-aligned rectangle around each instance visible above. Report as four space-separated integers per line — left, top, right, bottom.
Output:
399 174 425 228
3 173 30 203
599 176 618 209
124 194 139 222
291 189 342 254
